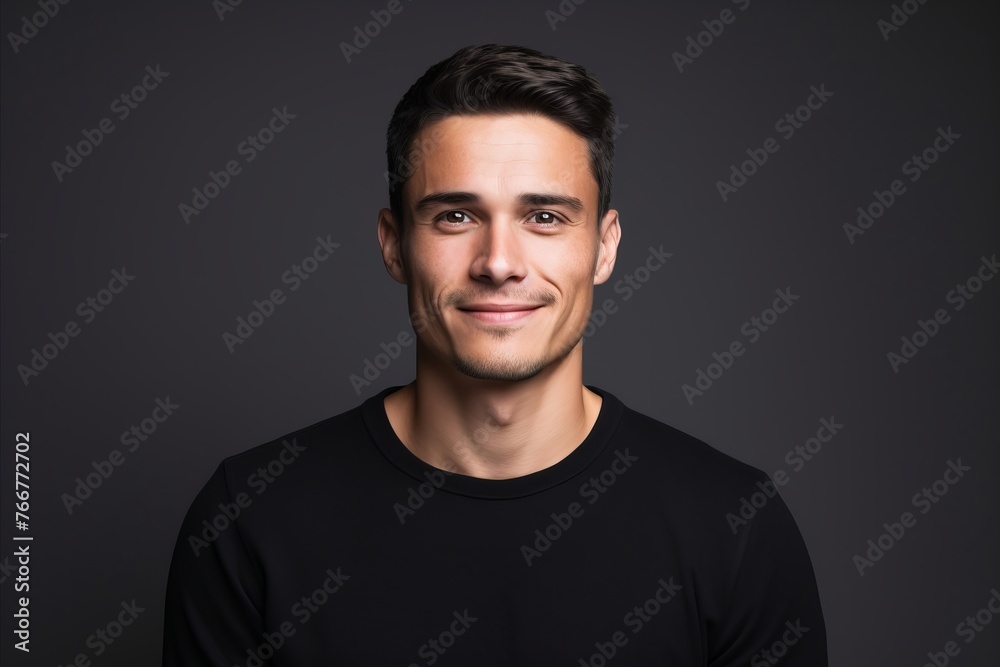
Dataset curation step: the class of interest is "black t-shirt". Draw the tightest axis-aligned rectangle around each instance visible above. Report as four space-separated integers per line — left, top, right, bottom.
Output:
162 385 827 666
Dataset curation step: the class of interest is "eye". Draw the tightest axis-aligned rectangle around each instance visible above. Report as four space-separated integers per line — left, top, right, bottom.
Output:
439 211 471 224
529 211 561 226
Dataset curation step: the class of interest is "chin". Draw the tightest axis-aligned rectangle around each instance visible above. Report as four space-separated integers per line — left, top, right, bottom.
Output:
450 351 552 382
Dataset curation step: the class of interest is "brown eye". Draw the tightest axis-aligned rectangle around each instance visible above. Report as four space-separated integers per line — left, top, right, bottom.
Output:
442 211 470 224
531 211 559 225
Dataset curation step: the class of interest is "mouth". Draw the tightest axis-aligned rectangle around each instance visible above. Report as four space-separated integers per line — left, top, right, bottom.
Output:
456 303 544 324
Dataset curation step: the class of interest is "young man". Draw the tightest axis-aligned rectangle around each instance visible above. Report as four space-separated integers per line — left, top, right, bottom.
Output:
163 44 827 665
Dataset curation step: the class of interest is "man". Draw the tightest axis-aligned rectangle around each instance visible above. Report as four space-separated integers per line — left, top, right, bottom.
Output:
163 44 827 665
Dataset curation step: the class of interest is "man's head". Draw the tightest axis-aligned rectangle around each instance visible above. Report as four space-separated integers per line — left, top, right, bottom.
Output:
385 44 618 238
377 44 621 383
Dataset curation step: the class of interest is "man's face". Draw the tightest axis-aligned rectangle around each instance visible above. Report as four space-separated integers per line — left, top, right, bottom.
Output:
379 113 619 382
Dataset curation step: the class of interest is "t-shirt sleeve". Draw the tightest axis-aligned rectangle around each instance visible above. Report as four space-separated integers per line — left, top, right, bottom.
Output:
162 461 267 666
709 474 829 666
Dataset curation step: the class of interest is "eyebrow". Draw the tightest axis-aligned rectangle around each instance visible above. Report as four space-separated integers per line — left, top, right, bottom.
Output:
413 191 585 214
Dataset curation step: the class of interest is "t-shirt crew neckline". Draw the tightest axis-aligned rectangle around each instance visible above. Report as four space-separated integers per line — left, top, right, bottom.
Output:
362 384 625 500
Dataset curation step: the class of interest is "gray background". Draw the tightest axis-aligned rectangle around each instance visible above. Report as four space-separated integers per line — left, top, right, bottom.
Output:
1 0 998 664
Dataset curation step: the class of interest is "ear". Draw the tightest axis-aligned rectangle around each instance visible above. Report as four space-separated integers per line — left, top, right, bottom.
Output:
377 208 408 285
593 209 621 286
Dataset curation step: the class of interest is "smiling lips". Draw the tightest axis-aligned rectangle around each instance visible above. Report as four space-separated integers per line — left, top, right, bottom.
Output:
458 303 544 324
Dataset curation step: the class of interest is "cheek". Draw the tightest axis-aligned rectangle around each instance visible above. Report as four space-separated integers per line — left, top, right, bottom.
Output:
407 244 460 300
411 231 477 272
542 242 598 290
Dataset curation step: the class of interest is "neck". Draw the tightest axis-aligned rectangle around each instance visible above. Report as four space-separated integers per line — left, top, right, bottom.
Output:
384 342 602 479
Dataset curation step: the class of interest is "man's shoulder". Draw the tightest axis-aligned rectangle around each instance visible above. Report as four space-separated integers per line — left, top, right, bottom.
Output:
217 397 369 480
613 397 769 491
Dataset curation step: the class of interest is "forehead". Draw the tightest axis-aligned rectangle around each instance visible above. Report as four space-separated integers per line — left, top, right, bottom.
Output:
402 113 595 205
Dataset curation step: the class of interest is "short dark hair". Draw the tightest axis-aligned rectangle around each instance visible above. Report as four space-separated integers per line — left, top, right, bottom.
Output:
385 44 617 239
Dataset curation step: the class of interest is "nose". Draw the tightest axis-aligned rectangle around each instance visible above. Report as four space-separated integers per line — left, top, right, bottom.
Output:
469 219 527 285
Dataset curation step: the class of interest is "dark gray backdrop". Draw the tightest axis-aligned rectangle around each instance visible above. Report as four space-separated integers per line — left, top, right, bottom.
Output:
2 0 998 664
